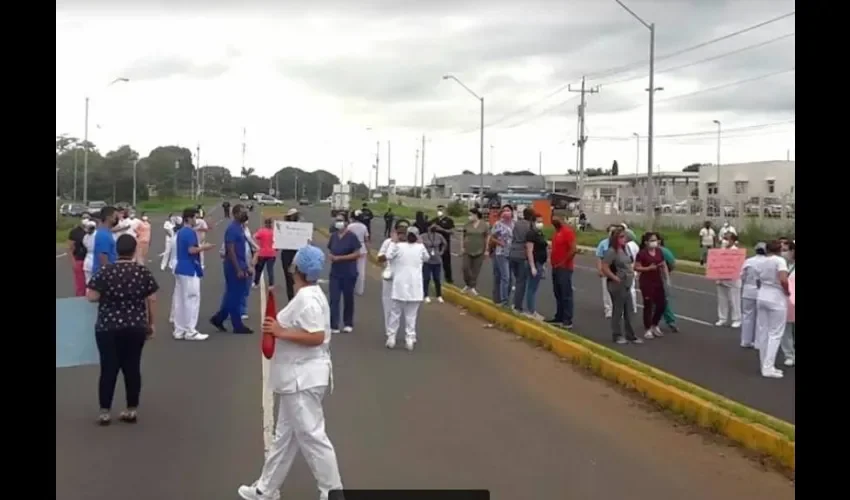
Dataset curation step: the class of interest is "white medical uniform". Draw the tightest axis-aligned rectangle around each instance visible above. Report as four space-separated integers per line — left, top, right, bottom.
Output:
347 221 370 296
755 254 789 377
82 231 96 284
780 264 796 364
625 240 639 314
386 241 429 348
716 243 743 326
113 217 132 240
126 217 141 238
161 220 175 271
739 254 765 347
259 284 342 499
195 217 209 268
378 238 394 333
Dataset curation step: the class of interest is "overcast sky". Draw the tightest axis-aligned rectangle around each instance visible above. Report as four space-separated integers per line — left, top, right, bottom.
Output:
56 0 795 187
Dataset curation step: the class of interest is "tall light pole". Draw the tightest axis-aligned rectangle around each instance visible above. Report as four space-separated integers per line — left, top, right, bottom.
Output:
632 133 640 174
83 77 129 204
613 0 656 227
490 145 494 174
443 75 484 197
713 120 722 201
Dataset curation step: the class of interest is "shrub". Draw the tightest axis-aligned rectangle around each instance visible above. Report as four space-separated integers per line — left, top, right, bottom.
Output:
446 200 467 217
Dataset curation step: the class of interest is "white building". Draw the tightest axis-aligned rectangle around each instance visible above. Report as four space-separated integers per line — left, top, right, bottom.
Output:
698 160 795 202
543 172 698 204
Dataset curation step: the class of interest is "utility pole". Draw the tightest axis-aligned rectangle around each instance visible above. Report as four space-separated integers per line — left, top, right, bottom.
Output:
420 135 426 198
375 140 380 199
294 174 299 201
73 147 78 201
387 141 392 194
196 143 202 197
414 149 420 198
83 97 90 204
538 150 542 176
173 159 179 195
568 76 599 205
241 127 247 172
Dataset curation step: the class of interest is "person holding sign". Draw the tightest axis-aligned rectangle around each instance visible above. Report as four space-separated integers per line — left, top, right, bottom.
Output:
278 208 302 301
238 245 343 500
715 233 743 328
327 214 362 333
755 240 790 378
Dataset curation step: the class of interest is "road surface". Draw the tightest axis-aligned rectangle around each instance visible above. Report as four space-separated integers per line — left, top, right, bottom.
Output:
56 208 794 500
304 207 796 424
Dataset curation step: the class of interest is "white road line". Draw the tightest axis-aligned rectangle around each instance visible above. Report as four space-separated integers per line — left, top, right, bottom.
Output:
56 253 67 259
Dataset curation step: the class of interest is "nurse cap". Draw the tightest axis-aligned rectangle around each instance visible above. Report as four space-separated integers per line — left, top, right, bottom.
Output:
407 226 420 236
293 245 325 283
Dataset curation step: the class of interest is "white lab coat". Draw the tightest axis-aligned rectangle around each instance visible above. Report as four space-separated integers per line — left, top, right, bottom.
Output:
195 218 209 267
347 221 370 296
625 240 639 313
378 238 394 333
386 241 429 344
257 284 342 498
716 244 742 324
755 255 789 376
82 232 95 284
161 221 175 271
739 254 765 347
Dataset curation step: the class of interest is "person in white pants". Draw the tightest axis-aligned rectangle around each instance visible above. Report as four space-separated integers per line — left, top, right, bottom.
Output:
160 215 178 271
171 208 215 341
754 240 790 379
347 211 370 296
238 245 342 500
595 225 619 318
715 233 743 328
625 236 639 314
739 243 767 348
780 245 796 366
385 226 429 351
195 213 209 269
377 220 409 334
81 220 97 284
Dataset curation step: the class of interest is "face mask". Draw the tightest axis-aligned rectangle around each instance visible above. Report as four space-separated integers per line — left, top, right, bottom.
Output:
781 251 791 260
240 214 249 223
501 213 512 221
141 216 149 222
468 215 475 222
334 221 345 230
437 211 443 217
534 222 544 230
721 240 730 248
648 241 658 249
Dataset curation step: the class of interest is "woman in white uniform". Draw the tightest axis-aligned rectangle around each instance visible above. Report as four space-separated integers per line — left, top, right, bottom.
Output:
81 220 97 283
780 242 795 366
377 219 409 335
385 226 430 351
347 211 370 296
715 233 743 328
238 245 343 500
754 240 790 379
739 242 767 348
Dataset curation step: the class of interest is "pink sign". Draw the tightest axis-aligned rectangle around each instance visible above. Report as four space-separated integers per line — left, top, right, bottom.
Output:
705 248 747 281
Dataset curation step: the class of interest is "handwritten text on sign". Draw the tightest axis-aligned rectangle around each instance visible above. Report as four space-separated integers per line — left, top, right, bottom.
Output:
705 248 747 281
273 221 314 250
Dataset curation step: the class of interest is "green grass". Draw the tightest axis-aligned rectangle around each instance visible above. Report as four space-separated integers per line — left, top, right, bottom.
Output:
56 217 77 243
136 197 221 214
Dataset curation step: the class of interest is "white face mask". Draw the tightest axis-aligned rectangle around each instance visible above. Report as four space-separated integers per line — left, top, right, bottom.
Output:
534 222 544 230
468 215 476 222
436 211 443 217
648 241 658 249
141 216 149 222
721 240 730 248
334 221 345 230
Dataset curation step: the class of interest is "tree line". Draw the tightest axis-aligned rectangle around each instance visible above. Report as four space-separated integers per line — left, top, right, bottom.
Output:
55 135 368 203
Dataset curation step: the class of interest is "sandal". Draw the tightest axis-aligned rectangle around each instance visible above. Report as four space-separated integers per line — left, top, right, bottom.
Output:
97 413 111 426
119 410 138 423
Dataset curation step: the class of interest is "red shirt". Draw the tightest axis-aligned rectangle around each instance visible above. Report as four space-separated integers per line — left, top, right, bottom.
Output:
550 225 576 270
635 248 665 291
254 228 276 258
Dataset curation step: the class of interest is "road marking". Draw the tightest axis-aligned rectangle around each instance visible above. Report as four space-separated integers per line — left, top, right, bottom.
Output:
56 253 67 259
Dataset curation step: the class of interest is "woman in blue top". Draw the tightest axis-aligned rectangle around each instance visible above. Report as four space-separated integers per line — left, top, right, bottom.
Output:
327 213 363 333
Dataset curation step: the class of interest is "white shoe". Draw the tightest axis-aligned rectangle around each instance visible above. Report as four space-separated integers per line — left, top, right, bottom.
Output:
331 329 340 334
424 297 432 304
469 288 479 296
184 331 210 341
241 314 249 320
251 283 258 289
604 312 612 319
405 338 415 351
644 330 655 339
385 336 396 349
342 326 353 333
237 484 278 500
730 321 741 328
461 286 469 293
437 296 444 303
652 326 664 337
761 369 784 379
172 330 186 340
783 358 795 367
715 320 726 327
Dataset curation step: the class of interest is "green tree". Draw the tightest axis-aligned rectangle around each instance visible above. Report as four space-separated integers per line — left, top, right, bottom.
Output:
611 160 619 176
102 145 140 203
682 163 702 172
140 146 195 198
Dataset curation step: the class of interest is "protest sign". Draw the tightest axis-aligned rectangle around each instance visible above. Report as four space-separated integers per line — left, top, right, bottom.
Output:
705 248 747 281
56 297 99 368
273 221 314 250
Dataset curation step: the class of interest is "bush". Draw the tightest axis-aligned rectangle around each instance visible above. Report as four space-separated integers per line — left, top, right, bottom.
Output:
445 200 467 217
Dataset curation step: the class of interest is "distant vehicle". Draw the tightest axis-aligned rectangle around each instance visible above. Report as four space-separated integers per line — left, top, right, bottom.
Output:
60 203 88 217
239 194 249 201
86 201 107 216
331 183 351 217
256 195 284 206
298 198 310 206
319 197 332 204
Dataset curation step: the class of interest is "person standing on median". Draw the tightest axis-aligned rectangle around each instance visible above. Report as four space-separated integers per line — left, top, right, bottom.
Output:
421 222 447 304
210 204 254 334
509 207 535 313
698 220 717 266
546 216 576 329
489 205 514 306
600 227 641 344
327 213 362 333
172 208 216 341
460 207 488 296
432 204 456 284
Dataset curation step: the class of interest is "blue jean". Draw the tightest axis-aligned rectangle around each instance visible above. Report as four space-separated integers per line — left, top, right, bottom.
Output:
214 264 249 330
492 254 510 305
329 273 357 330
524 264 544 313
552 268 575 324
422 263 442 297
254 257 276 286
509 258 529 311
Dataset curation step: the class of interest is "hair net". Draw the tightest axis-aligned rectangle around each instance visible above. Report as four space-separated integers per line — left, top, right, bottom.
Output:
293 245 325 283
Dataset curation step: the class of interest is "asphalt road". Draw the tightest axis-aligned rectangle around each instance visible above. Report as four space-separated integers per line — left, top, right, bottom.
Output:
302 207 796 424
56 207 794 500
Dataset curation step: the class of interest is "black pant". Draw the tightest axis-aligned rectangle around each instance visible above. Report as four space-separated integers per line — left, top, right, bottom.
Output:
96 327 147 410
223 207 230 218
441 241 453 284
280 250 297 301
254 256 276 286
384 221 392 238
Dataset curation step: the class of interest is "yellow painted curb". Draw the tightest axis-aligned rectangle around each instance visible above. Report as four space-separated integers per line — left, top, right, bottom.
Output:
315 228 794 472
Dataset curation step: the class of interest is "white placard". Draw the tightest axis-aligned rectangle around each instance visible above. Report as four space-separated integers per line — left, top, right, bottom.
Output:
273 221 314 250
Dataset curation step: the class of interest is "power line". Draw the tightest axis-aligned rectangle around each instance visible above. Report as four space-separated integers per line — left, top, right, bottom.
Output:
587 10 795 81
590 119 795 141
599 32 795 87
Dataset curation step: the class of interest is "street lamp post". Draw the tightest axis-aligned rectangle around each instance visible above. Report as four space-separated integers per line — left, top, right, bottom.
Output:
443 75 485 197
613 0 656 227
83 77 129 204
713 120 722 201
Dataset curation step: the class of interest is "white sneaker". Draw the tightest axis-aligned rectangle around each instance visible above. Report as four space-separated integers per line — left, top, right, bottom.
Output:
469 288 479 296
237 484 278 500
604 312 612 319
424 297 432 304
184 331 210 341
331 329 340 334
461 286 469 293
251 283 258 289
241 314 249 320
342 326 353 333
437 296 444 303
385 336 396 349
652 326 664 337
172 330 186 340
405 338 415 351
761 369 784 379
644 330 655 339
715 320 726 327
730 321 741 328
784 358 795 367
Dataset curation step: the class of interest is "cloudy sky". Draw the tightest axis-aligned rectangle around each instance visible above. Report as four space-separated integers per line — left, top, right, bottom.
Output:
56 0 795 187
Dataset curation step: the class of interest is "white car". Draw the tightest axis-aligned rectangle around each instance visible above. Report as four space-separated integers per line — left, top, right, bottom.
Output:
319 197 332 204
256 195 284 206
239 194 249 201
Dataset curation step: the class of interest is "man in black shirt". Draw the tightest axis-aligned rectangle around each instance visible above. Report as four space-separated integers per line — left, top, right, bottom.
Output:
67 215 91 296
279 208 301 301
431 205 456 284
222 200 231 218
360 202 374 234
383 207 394 238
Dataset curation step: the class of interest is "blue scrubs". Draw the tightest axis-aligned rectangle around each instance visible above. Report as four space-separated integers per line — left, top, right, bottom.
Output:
213 221 250 331
327 230 361 330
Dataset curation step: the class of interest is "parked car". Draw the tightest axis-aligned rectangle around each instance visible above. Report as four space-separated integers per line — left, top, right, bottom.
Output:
60 203 88 217
298 198 310 206
85 201 108 216
256 195 284 206
239 193 249 201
